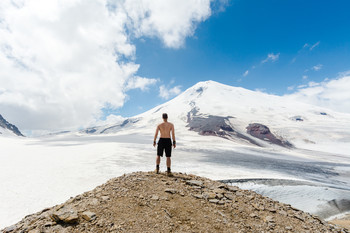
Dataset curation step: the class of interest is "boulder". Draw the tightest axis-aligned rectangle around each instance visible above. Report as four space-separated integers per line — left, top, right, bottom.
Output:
82 211 96 221
50 209 79 224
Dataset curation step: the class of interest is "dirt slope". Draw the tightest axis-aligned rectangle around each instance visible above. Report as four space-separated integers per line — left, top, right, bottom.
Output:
1 172 348 233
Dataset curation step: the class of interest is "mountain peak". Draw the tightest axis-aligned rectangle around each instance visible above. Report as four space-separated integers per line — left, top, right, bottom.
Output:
0 114 24 137
190 80 231 90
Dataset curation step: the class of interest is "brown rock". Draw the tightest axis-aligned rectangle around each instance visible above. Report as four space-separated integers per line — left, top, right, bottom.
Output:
2 225 16 233
186 180 203 187
82 211 96 221
265 216 275 223
224 193 235 200
192 194 203 199
227 186 239 192
164 188 177 194
209 199 220 204
50 210 79 224
203 192 216 199
213 188 225 194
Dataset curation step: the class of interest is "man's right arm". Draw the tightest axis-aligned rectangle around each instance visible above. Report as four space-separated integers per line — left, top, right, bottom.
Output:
153 125 159 147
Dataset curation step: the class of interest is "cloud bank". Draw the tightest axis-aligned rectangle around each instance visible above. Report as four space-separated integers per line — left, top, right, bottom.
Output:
0 0 214 132
286 74 350 114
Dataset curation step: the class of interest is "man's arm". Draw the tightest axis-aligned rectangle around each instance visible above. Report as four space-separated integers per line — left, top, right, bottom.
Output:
153 125 159 147
171 124 176 148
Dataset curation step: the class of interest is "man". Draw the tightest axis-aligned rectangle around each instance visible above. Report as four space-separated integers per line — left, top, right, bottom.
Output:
153 113 176 176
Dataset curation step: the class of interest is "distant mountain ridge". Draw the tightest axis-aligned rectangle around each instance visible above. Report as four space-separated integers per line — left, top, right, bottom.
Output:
0 114 24 137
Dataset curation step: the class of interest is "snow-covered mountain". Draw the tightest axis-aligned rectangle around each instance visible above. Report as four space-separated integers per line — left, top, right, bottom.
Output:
0 114 24 137
83 80 350 154
1 81 350 228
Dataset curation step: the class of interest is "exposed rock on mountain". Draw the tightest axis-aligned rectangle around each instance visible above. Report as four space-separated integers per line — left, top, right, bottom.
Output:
186 110 261 146
246 123 293 148
2 172 347 233
0 114 24 137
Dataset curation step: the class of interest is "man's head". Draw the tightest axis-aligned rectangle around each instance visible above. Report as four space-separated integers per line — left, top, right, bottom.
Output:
162 113 168 120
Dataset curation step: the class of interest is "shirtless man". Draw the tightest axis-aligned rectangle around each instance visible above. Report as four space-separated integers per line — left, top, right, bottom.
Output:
153 113 176 176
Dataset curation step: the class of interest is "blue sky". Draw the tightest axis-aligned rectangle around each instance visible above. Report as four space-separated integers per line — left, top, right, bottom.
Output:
118 0 350 117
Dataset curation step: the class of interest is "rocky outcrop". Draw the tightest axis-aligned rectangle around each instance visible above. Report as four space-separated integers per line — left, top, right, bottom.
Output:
2 172 347 233
246 123 293 148
0 114 24 137
186 106 261 146
82 118 140 134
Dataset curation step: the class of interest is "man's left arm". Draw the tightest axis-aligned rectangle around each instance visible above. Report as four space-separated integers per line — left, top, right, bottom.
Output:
172 124 176 148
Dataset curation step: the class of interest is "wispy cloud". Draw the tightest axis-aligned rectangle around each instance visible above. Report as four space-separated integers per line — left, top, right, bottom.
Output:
302 75 308 80
243 70 249 77
312 64 323 71
310 41 320 51
302 41 320 51
255 88 266 93
159 85 182 100
287 86 295 91
261 53 280 63
293 41 320 63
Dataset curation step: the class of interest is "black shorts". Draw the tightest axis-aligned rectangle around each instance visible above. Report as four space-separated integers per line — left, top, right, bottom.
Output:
157 138 172 157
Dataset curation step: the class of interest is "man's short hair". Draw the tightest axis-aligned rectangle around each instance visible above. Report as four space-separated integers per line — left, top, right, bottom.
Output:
162 113 168 119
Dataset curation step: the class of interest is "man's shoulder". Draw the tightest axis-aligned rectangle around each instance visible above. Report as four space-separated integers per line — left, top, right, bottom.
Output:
158 122 174 127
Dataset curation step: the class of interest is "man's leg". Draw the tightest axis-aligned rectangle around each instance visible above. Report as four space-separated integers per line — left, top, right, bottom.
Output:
155 156 160 174
165 140 173 176
166 157 171 169
166 157 172 176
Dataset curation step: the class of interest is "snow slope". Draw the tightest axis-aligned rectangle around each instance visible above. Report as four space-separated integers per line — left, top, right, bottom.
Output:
87 80 350 156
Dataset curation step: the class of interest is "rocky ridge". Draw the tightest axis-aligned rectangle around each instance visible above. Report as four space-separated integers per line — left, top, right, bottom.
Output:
0 114 24 137
1 172 348 233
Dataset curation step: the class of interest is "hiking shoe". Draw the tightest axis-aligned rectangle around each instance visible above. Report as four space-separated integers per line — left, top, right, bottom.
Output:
167 171 173 177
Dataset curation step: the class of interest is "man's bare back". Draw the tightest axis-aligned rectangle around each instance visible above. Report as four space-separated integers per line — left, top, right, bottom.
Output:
157 122 175 139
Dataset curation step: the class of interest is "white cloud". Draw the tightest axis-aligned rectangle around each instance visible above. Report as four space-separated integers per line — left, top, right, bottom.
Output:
310 41 320 51
95 114 126 127
261 53 280 63
125 76 158 91
302 75 308 80
286 75 350 113
243 70 249 77
159 85 181 100
312 64 323 71
0 0 216 132
255 88 266 93
307 81 319 87
122 0 212 48
302 41 320 51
